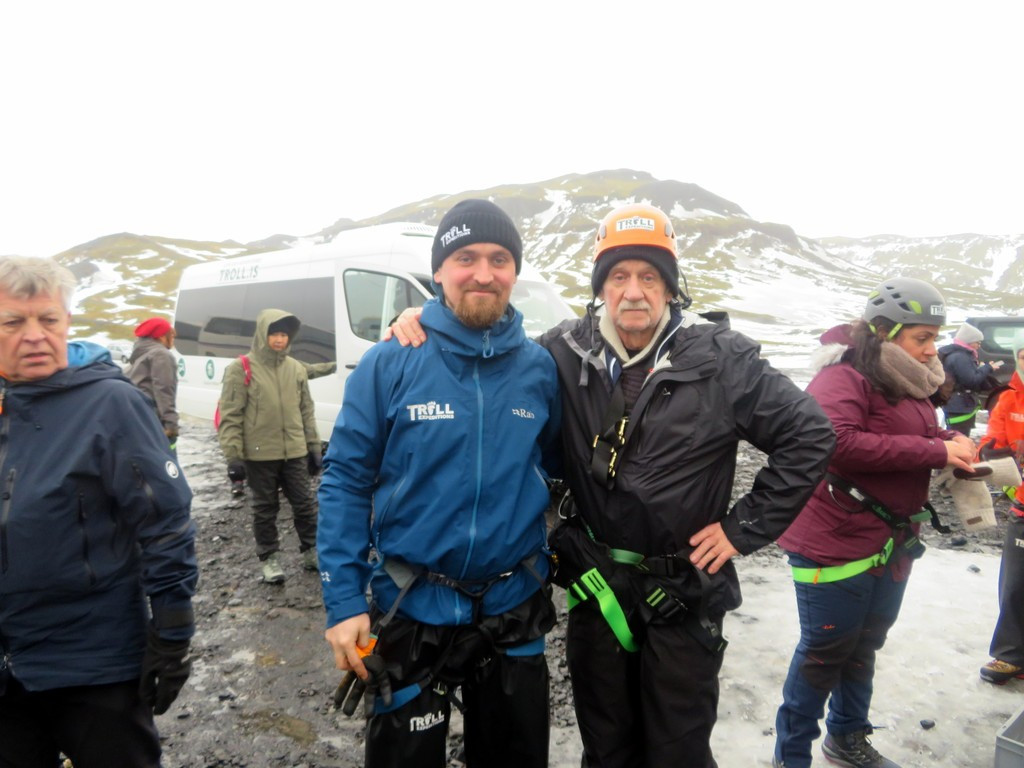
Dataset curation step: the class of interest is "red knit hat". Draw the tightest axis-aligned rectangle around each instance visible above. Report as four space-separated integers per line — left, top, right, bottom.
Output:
134 317 172 338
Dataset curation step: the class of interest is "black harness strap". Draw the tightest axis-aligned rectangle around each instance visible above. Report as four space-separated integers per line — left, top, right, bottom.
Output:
590 381 627 489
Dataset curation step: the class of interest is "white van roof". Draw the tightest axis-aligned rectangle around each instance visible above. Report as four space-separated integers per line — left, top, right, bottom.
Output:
178 220 551 287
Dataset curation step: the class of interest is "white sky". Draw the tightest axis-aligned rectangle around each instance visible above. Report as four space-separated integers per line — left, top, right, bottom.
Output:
3 1 1024 257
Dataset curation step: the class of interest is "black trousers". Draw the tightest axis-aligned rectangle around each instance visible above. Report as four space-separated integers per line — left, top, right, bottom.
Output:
364 589 554 768
566 601 724 768
0 677 160 768
991 514 1024 665
245 457 318 559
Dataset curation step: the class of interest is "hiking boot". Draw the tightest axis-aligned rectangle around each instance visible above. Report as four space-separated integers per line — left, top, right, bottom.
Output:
261 553 286 584
231 480 245 497
822 730 900 768
980 659 1024 684
301 548 319 571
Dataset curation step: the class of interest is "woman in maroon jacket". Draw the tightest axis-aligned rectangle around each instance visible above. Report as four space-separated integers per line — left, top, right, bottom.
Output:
771 278 975 768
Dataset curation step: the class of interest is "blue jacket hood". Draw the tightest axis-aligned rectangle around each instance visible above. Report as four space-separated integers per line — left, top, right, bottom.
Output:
68 340 114 368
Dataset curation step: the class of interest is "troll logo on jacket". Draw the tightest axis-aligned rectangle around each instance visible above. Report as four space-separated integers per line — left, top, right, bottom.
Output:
406 401 456 421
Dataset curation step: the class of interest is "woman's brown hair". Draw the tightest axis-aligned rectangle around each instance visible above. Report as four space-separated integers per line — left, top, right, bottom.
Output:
847 317 908 405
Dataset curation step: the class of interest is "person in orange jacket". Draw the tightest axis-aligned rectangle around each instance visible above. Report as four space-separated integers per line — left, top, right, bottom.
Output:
979 333 1024 684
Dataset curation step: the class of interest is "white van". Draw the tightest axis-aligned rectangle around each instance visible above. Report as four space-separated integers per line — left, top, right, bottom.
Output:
173 221 576 436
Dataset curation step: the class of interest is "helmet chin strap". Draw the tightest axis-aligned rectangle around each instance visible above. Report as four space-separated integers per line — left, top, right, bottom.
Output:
675 273 693 310
868 322 903 340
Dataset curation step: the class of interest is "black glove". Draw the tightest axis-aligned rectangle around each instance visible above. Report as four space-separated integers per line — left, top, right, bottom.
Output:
227 460 246 482
138 631 192 715
307 451 323 476
979 438 1015 462
332 655 392 718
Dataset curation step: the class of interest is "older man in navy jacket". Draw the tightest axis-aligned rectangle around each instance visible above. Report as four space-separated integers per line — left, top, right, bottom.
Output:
0 256 198 767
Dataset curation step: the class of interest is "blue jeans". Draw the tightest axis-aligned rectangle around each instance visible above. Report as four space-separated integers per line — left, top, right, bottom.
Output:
773 553 909 768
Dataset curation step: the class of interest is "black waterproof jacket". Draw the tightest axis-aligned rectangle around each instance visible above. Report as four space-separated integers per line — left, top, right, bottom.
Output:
0 355 197 691
538 306 835 612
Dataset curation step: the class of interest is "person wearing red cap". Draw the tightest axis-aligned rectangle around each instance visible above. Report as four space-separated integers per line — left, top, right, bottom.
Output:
126 316 179 448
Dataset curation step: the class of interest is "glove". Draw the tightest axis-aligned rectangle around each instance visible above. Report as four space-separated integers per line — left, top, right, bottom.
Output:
953 464 993 480
979 438 1015 462
138 631 192 715
332 655 392 718
227 460 246 482
307 451 323 476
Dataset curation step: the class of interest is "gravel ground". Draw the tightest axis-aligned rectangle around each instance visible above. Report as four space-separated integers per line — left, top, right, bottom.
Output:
156 418 1007 768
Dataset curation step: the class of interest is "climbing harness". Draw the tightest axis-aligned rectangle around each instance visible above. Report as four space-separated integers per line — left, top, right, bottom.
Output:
790 473 948 585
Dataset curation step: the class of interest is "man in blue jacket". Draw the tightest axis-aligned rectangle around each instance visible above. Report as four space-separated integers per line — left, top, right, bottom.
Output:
0 256 198 767
318 200 561 768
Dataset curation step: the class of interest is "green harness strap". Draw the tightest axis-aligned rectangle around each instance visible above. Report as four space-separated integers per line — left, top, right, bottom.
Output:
790 508 931 584
791 538 895 584
947 407 980 424
566 568 639 652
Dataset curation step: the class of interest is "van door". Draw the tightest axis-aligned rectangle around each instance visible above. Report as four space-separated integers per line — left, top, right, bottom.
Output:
309 262 432 435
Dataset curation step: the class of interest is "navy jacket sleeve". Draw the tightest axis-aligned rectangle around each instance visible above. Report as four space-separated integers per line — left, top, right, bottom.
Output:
946 350 994 391
101 383 198 641
317 342 396 626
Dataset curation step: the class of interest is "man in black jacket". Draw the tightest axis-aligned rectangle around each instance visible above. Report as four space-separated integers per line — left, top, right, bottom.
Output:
390 203 835 767
0 256 198 767
535 203 834 768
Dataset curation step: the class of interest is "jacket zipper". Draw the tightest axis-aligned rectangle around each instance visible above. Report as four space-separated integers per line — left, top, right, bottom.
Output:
0 386 11 574
0 469 14 575
78 492 97 586
0 629 10 688
455 361 486 619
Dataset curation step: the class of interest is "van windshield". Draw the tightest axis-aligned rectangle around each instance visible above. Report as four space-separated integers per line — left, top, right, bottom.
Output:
512 280 578 336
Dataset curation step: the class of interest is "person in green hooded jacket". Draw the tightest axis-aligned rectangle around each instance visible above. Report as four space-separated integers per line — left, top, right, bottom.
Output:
217 308 322 584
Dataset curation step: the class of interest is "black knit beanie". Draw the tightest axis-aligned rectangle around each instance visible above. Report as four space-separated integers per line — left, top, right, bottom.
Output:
267 315 300 339
591 246 680 297
431 199 523 274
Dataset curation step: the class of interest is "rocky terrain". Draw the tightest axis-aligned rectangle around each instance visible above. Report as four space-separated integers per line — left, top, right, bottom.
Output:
156 418 1007 768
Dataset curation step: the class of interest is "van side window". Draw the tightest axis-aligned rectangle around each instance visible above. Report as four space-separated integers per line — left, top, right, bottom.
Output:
343 270 427 342
988 326 1020 353
175 277 336 363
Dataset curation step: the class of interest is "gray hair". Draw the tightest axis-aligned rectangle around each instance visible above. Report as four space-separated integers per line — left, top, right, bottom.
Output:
0 256 77 310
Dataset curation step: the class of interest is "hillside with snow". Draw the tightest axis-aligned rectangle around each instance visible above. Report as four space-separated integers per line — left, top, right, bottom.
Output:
50 169 1024 380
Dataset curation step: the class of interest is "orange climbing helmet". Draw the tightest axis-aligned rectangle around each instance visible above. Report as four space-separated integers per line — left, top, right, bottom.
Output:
591 203 680 296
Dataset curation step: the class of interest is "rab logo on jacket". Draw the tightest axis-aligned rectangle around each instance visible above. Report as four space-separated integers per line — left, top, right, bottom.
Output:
406 401 456 421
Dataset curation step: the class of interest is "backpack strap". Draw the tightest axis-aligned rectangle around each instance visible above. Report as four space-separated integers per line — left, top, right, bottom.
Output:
239 354 252 386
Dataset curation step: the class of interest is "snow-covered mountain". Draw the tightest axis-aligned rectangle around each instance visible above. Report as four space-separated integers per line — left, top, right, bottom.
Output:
54 169 1024 380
